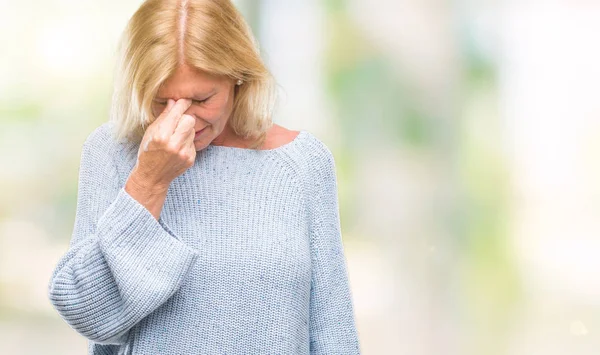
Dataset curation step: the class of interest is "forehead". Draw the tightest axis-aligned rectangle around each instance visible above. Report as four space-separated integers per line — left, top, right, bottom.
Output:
156 65 225 99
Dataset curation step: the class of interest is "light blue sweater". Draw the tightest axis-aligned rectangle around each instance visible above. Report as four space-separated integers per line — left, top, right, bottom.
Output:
47 122 361 354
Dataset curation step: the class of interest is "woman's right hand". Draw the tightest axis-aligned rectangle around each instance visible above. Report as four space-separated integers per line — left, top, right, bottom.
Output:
130 98 196 193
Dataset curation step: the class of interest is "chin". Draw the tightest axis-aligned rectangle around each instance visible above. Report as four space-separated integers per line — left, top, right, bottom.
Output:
193 140 207 151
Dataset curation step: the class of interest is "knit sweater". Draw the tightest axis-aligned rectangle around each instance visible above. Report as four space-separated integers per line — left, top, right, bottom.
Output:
47 122 361 355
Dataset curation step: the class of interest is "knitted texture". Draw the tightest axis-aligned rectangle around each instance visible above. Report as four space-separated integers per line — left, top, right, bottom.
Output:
47 122 361 355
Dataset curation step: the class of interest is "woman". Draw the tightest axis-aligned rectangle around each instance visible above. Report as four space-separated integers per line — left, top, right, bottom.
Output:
47 0 360 354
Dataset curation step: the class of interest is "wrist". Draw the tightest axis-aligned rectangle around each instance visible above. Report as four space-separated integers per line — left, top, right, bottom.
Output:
126 169 169 196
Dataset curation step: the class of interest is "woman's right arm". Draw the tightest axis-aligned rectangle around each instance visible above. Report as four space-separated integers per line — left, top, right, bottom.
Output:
47 121 199 345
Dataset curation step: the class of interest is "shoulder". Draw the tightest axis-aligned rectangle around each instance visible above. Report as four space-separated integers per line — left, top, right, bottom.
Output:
296 131 339 217
80 122 130 168
291 129 337 190
82 122 116 151
82 121 137 157
265 124 337 186
299 129 336 169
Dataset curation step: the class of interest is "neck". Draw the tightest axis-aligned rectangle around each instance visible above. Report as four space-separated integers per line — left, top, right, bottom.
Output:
211 123 247 148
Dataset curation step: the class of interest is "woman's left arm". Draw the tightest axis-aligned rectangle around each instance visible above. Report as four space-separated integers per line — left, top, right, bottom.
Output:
307 145 361 354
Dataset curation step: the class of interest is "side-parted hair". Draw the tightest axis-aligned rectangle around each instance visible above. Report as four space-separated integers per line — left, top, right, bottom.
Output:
109 0 276 149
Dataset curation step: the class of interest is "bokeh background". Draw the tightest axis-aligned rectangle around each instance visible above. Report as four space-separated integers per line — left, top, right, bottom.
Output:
1 0 600 354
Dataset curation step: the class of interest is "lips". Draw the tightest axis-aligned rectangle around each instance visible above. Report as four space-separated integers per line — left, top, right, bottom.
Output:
194 127 207 138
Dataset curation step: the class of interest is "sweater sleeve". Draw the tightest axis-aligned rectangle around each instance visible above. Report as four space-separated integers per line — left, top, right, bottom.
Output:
306 143 361 354
47 124 200 346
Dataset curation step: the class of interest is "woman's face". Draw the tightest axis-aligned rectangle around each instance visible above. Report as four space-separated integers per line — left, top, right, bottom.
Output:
151 64 237 151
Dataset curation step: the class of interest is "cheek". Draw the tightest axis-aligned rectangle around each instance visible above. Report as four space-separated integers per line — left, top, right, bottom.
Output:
202 102 232 120
195 106 220 121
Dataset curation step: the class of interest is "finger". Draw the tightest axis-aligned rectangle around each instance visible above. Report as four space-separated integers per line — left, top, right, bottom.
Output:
173 114 196 146
153 99 175 125
163 98 176 114
187 128 196 153
182 119 197 160
161 98 192 134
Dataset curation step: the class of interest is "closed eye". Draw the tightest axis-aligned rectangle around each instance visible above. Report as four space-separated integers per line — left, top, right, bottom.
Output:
153 96 211 105
194 94 214 104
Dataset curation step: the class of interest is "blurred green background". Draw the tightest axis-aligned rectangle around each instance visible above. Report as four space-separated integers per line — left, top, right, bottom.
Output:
1 0 600 354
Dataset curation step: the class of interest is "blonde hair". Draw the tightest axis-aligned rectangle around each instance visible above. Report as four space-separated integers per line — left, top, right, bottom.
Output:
109 0 276 149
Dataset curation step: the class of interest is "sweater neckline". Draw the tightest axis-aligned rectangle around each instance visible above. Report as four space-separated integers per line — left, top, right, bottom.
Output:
205 130 308 153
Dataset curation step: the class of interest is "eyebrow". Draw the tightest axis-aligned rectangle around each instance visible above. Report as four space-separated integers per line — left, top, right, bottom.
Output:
155 89 216 101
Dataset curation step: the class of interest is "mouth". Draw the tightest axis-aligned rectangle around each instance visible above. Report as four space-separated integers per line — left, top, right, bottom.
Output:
194 127 207 139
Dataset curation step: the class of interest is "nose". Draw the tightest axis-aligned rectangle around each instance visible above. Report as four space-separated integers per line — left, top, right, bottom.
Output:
181 110 204 131
182 106 198 121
